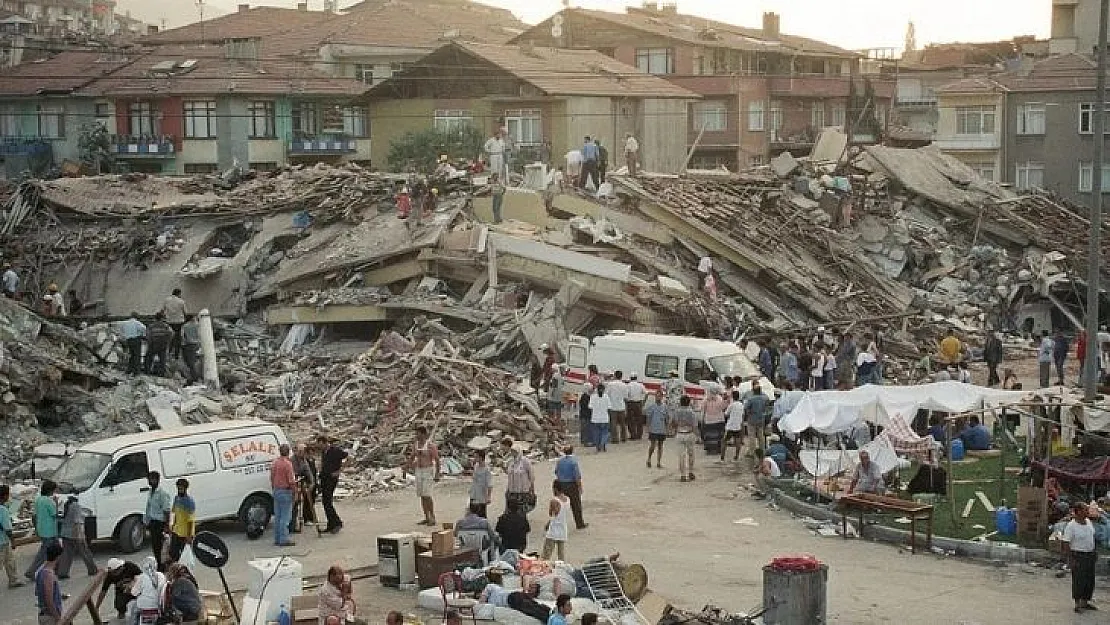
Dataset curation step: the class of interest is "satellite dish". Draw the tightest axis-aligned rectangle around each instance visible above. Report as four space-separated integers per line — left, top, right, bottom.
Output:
552 14 564 26
551 25 563 38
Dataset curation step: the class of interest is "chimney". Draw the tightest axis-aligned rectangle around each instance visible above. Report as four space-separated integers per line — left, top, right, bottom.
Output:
238 4 249 13
297 2 307 10
762 12 780 40
147 25 159 35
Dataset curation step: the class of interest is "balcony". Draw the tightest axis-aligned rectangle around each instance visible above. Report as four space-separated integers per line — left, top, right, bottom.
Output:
111 135 175 157
287 134 358 155
933 134 1000 151
896 96 938 108
0 137 52 157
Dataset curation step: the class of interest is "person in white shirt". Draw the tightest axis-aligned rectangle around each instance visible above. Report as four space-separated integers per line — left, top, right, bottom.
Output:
743 339 761 364
721 390 745 462
1063 502 1098 613
606 371 629 444
697 256 712 278
483 131 507 182
623 133 639 176
565 149 583 181
625 372 647 440
1 263 17 298
824 349 837 389
756 449 781 478
589 385 611 452
811 348 827 390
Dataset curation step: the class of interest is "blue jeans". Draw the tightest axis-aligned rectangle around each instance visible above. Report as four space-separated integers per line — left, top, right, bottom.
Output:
594 423 611 451
492 194 504 223
24 537 59 578
273 488 294 545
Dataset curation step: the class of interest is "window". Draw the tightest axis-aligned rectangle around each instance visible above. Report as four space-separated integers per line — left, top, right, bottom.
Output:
249 101 276 138
160 442 216 478
684 357 710 384
94 102 111 118
504 109 541 145
747 100 765 131
1078 103 1110 134
36 104 64 138
955 106 995 135
644 354 679 379
183 163 218 174
769 101 784 134
183 100 216 139
1015 162 1044 191
0 105 18 136
434 109 472 132
389 61 412 77
343 106 368 137
292 101 318 138
355 64 375 84
100 451 149 489
694 101 727 131
811 101 825 128
1078 162 1110 192
127 101 154 136
689 154 732 170
635 47 673 75
1016 103 1045 135
969 162 996 181
830 103 846 127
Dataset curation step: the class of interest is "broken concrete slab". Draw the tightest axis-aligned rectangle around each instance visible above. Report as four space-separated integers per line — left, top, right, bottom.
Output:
771 151 800 177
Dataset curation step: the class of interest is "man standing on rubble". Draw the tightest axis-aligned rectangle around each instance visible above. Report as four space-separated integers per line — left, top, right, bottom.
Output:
409 426 441 527
579 136 599 189
1 263 17 298
984 332 1004 387
180 315 201 385
624 133 639 176
625 372 646 441
161 288 187 361
607 371 629 444
484 130 507 183
1038 330 1055 388
939 328 962 367
144 312 174 376
318 435 347 534
118 311 146 376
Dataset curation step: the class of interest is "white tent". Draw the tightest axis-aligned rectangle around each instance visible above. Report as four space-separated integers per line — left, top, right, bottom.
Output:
778 381 1029 435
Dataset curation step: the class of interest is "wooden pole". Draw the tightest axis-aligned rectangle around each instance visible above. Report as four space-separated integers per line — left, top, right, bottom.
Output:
680 121 708 173
946 418 958 530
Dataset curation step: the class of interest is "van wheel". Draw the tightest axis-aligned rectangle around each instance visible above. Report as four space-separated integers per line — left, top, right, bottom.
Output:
117 516 145 553
239 493 272 528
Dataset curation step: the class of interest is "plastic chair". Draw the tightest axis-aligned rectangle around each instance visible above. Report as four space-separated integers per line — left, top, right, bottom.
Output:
437 572 478 625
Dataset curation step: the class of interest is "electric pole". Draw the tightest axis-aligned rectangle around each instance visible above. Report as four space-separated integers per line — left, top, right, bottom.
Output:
1084 0 1108 400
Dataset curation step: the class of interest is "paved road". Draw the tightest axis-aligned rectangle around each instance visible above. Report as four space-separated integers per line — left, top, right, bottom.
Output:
1 435 1105 624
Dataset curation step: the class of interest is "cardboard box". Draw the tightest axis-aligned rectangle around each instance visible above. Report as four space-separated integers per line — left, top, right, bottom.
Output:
432 529 455 556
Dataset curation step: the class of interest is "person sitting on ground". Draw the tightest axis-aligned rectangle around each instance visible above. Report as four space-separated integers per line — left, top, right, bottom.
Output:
755 448 781 478
848 450 886 495
765 434 790 471
318 565 367 625
1002 368 1021 390
455 502 499 563
959 416 992 451
495 500 530 554
131 556 166 625
164 563 203 624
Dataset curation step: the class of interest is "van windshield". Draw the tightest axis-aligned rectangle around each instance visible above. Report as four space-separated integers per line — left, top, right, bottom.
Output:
709 353 759 380
52 451 111 494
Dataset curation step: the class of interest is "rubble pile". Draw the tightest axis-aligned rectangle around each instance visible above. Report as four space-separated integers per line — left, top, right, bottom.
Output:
238 331 564 488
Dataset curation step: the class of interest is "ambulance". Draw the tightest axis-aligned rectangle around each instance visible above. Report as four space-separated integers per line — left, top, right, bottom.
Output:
564 331 773 402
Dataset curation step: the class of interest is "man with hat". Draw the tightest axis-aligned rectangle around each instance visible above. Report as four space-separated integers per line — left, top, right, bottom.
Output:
96 558 142 620
626 372 646 441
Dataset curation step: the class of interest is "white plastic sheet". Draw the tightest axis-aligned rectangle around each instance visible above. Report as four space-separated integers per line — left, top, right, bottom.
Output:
778 381 1028 435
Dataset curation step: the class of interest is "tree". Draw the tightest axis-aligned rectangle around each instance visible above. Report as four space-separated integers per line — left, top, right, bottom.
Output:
77 122 113 174
387 125 484 173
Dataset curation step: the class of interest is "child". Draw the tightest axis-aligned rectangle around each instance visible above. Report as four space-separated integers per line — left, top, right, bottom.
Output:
541 481 570 561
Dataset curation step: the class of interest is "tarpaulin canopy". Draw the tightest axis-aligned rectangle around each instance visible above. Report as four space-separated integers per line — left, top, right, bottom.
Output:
1033 457 1110 483
778 381 1029 435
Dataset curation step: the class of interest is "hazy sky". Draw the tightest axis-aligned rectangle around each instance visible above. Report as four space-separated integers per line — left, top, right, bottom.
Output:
195 0 1051 50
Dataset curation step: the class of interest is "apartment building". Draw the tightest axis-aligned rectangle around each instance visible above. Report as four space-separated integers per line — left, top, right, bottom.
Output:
0 43 367 176
510 4 893 170
933 77 1008 182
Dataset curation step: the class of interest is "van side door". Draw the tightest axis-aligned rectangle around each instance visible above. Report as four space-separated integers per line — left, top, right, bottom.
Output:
158 442 219 520
94 451 151 537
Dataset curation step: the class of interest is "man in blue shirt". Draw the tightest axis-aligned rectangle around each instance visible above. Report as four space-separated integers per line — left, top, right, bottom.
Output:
645 392 669 469
960 416 992 451
143 471 171 570
117 312 146 375
0 485 24 588
744 383 770 454
554 446 586 530
579 137 600 189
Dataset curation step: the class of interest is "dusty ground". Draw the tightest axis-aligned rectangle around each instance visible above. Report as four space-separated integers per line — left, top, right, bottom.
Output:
0 351 1099 625
1 432 1105 625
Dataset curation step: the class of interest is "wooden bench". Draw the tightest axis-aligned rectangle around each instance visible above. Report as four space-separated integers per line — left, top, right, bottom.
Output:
59 570 106 625
838 493 933 554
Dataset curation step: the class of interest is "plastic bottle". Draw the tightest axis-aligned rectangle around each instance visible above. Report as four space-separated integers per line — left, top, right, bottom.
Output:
278 604 292 625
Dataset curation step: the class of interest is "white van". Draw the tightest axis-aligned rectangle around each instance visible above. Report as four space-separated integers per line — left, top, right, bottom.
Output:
565 331 774 402
50 420 290 552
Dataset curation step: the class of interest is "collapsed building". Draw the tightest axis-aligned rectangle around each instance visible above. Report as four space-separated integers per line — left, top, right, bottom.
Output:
0 142 1105 483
